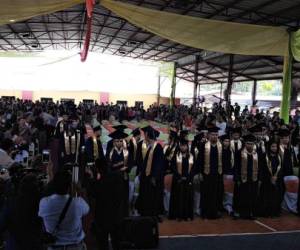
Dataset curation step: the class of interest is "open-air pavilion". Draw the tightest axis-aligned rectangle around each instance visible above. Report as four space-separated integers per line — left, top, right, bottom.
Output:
1 0 300 121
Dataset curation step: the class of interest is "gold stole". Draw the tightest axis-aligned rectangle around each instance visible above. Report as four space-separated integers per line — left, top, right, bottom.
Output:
109 147 129 167
93 137 99 160
142 141 148 160
176 153 193 175
64 132 76 155
131 137 137 161
230 140 242 152
194 147 199 159
146 142 157 177
241 149 259 183
266 155 281 178
279 144 294 166
204 141 222 175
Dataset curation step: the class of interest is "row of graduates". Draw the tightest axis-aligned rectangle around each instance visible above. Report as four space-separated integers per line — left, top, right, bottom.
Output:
53 117 299 221
164 125 298 220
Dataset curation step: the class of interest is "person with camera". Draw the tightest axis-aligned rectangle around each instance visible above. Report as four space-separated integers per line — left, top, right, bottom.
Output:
39 170 89 250
0 174 43 250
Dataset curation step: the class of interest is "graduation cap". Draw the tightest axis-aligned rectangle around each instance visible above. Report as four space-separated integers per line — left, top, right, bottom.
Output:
108 130 128 139
220 134 230 141
278 128 290 137
113 125 127 131
93 125 102 132
243 134 256 143
179 138 189 145
231 127 242 134
131 128 141 137
193 133 204 142
207 127 220 133
169 130 178 139
179 130 189 139
196 125 208 132
142 126 160 140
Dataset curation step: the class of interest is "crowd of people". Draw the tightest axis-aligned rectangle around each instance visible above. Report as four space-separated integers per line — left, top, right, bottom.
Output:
0 97 299 250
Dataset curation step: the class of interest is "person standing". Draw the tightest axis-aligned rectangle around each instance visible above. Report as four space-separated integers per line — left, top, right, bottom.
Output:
258 141 283 217
169 139 194 221
278 128 296 177
136 126 164 220
87 159 125 250
197 127 224 219
106 130 130 217
234 134 260 219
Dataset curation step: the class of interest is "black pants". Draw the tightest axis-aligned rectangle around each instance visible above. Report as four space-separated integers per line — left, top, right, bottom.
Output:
95 225 121 250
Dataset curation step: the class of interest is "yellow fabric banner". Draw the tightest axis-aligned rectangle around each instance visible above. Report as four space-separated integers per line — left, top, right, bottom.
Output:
101 0 289 57
0 0 83 26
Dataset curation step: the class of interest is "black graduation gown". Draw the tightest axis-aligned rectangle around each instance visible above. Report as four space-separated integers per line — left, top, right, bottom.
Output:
281 147 295 177
136 143 164 217
198 143 224 219
106 139 114 156
59 129 83 166
164 143 177 175
106 148 130 217
258 154 283 217
128 138 139 170
222 147 233 175
89 172 124 230
85 136 105 163
169 154 194 220
235 152 260 218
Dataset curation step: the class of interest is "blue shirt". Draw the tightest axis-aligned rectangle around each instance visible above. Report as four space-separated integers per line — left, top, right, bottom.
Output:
38 194 89 245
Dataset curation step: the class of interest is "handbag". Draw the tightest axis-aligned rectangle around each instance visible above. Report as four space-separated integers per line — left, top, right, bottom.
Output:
42 196 73 245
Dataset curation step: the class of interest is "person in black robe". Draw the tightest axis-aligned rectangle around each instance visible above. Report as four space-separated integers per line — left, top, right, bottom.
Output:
106 124 128 155
258 140 283 217
136 126 164 220
128 128 141 171
106 130 130 217
87 158 124 250
169 139 194 220
127 128 141 212
221 134 234 175
85 124 105 164
234 134 261 219
191 126 208 161
278 128 296 177
85 124 105 181
163 130 178 175
197 126 224 219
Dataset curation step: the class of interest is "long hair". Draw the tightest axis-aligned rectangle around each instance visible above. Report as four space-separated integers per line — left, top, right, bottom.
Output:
266 140 279 157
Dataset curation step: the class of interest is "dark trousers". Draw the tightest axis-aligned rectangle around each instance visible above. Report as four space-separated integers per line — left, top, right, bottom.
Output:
95 225 121 250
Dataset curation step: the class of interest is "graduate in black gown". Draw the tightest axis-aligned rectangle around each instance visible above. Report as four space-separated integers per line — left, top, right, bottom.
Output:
278 128 296 177
169 138 194 220
235 134 261 219
128 128 141 171
221 134 234 176
136 126 164 220
106 124 128 155
258 140 283 217
85 124 105 164
59 118 84 166
163 130 178 175
198 126 224 219
106 130 130 217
